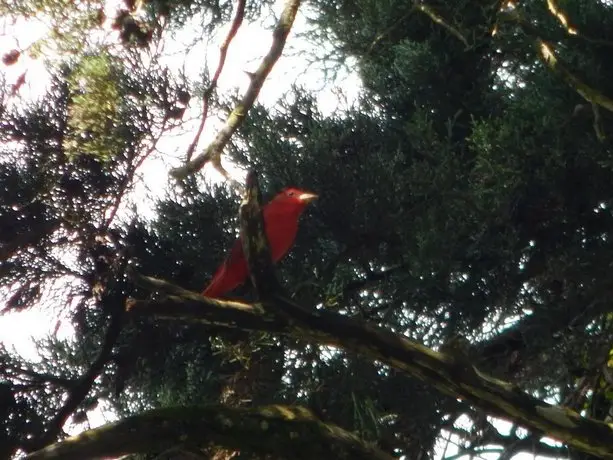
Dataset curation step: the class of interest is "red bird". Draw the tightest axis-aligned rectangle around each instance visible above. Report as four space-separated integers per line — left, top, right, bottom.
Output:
202 187 318 298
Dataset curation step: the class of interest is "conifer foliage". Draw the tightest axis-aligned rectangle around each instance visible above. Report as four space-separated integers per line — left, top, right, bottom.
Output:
2 1 613 459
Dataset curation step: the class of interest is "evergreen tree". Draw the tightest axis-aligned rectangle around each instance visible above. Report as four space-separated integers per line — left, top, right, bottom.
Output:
2 0 613 459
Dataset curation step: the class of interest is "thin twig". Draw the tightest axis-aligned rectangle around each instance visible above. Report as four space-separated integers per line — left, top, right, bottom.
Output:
498 9 613 115
415 3 469 48
102 120 167 230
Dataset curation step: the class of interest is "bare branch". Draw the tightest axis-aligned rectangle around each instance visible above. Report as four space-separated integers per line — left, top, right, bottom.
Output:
185 0 246 163
546 0 577 35
415 3 469 48
170 0 302 181
102 119 168 230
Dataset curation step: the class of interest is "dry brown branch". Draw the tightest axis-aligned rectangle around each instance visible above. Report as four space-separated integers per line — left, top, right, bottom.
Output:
546 0 577 35
415 3 469 48
185 0 246 163
25 405 394 460
170 0 301 181
499 9 613 116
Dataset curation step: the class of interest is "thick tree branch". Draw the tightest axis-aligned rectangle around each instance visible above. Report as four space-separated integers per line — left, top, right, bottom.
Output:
170 0 302 180
239 170 282 299
126 290 285 334
25 405 393 460
128 283 613 459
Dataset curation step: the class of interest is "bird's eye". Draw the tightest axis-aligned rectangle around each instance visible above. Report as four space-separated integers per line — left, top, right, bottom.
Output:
287 190 295 196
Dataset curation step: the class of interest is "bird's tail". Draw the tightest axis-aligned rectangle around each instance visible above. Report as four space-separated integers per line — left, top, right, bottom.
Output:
202 264 243 298
202 268 225 298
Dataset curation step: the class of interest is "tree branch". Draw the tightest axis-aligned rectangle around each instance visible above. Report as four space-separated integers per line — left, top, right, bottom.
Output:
128 282 613 459
25 310 124 452
170 0 302 180
415 3 469 48
185 0 246 163
498 9 613 115
25 405 394 460
239 170 282 299
126 289 285 334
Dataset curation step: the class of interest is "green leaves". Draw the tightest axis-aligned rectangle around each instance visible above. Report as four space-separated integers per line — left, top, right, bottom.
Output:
64 54 121 162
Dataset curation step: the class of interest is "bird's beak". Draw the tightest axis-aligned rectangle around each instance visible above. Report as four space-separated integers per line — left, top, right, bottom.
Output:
298 192 318 203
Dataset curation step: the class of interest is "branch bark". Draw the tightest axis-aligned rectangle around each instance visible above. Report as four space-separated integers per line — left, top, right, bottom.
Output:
128 283 613 458
239 170 282 299
170 0 302 181
185 0 246 163
25 405 394 460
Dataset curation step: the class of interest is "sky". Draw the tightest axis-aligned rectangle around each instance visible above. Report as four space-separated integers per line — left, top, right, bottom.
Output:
0 1 562 459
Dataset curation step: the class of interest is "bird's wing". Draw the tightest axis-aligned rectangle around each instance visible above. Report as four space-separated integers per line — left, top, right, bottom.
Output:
202 239 249 298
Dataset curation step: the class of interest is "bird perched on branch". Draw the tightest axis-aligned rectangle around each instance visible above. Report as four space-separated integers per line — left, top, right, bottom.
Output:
202 187 318 298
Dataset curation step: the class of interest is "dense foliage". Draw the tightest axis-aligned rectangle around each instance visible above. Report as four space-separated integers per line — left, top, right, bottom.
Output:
2 0 613 459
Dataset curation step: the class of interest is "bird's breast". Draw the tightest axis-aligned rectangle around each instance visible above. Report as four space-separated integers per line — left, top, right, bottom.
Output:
263 209 301 261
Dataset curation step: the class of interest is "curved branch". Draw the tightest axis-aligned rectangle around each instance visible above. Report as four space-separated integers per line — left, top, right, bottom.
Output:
185 0 246 162
25 405 394 460
415 3 469 48
170 0 302 181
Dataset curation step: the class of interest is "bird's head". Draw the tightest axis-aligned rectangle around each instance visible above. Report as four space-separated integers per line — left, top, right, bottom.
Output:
269 187 318 215
280 187 318 204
